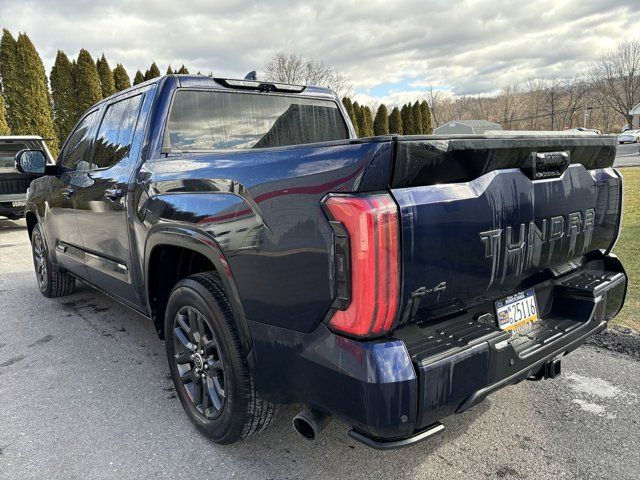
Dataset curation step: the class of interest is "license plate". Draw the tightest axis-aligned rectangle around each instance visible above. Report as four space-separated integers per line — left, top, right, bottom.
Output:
495 289 539 332
11 201 26 207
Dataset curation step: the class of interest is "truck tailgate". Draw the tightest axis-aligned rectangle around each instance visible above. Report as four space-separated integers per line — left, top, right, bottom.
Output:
389 135 622 326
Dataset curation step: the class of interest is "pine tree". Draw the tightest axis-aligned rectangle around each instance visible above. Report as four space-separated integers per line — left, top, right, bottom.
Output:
166 65 174 75
420 100 432 134
50 50 77 144
96 54 116 98
133 70 145 85
177 65 189 74
145 62 160 80
0 94 10 135
412 101 423 135
342 97 359 134
373 104 389 135
401 104 414 135
0 29 19 133
388 106 403 134
357 106 374 137
352 101 362 136
113 64 131 91
74 49 102 117
11 33 59 151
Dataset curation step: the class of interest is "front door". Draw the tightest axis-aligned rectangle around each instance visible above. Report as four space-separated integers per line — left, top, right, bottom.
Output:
73 92 145 307
45 110 99 278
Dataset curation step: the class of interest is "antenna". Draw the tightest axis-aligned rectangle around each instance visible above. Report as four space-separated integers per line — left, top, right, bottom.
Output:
244 71 257 80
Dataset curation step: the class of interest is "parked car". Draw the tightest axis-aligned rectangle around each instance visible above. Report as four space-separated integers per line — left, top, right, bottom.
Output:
0 136 54 219
17 75 627 449
617 130 640 143
565 127 601 135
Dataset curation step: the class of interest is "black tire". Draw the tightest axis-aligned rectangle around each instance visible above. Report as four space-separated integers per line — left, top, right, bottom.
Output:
31 223 75 298
165 272 277 444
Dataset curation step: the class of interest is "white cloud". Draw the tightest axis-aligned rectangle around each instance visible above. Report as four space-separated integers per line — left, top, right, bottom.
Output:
1 0 639 103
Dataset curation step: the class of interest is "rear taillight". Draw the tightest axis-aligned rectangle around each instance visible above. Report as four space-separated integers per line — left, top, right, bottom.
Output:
323 193 400 338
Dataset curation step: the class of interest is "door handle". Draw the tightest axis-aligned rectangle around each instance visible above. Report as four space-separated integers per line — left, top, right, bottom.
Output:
62 187 75 198
104 188 124 201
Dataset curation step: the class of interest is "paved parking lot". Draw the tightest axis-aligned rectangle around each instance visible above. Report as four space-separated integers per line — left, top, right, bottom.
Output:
1 219 639 480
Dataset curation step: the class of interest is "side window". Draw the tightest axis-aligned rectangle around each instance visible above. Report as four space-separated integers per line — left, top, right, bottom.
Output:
92 94 144 169
59 111 98 169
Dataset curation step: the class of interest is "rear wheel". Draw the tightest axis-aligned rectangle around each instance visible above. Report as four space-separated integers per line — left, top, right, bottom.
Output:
165 272 277 444
31 223 75 298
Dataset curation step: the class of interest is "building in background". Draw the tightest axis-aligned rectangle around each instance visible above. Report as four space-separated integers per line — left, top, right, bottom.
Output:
433 120 503 135
630 104 640 129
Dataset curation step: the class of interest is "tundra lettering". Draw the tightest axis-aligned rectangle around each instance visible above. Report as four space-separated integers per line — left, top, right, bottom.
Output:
20 75 627 449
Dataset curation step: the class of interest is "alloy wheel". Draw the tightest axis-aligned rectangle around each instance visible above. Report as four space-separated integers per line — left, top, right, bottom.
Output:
173 306 226 419
32 234 47 290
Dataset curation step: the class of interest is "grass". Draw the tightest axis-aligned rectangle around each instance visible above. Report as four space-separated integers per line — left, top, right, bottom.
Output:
612 166 640 332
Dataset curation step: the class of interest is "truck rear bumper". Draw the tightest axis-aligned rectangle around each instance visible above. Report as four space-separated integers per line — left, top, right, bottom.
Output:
247 253 626 448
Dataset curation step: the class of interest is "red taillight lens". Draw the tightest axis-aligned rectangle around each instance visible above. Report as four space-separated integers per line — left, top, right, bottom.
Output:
323 194 400 338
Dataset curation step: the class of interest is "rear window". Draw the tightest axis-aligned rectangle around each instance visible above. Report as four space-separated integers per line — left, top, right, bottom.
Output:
165 90 348 151
0 142 27 169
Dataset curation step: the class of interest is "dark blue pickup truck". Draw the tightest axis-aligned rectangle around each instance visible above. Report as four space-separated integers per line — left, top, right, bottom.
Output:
16 75 627 449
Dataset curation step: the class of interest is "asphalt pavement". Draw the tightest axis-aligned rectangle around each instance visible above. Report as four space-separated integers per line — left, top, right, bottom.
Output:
1 215 639 479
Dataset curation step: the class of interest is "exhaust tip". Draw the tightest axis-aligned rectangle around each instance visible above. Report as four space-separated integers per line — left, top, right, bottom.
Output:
292 408 331 441
293 417 316 440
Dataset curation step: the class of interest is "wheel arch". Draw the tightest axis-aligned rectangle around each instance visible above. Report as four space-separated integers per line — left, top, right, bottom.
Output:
144 226 251 352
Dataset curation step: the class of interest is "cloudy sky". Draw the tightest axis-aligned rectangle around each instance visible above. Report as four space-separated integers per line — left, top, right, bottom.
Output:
1 0 639 105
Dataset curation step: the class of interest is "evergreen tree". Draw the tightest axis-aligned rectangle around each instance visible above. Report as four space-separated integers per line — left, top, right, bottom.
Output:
420 100 432 134
388 106 403 134
74 49 102 118
0 94 9 135
401 104 414 135
11 33 58 151
412 101 423 135
50 50 77 145
133 70 145 85
145 62 160 80
373 104 389 135
166 65 174 75
113 64 131 91
96 54 116 98
342 97 359 134
357 106 374 137
177 65 189 74
352 101 362 136
0 29 19 133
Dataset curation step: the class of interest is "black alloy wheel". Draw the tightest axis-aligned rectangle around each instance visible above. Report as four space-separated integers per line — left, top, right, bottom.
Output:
32 231 48 292
173 305 226 419
164 273 277 444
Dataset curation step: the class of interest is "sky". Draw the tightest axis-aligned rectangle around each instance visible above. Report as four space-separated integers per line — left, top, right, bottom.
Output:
1 0 639 106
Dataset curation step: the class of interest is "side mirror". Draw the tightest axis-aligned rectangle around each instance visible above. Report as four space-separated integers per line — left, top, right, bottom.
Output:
15 149 46 175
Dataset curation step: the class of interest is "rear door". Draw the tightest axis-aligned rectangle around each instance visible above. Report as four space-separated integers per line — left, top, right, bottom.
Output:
45 110 99 277
72 92 146 307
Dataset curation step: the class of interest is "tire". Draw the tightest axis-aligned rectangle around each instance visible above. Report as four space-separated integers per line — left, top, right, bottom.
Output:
31 223 75 298
165 272 277 444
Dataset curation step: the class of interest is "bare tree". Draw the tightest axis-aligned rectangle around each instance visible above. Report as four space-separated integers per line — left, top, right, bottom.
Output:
589 40 640 126
262 52 352 97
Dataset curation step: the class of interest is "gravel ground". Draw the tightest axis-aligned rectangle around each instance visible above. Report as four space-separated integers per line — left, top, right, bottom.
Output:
1 218 639 480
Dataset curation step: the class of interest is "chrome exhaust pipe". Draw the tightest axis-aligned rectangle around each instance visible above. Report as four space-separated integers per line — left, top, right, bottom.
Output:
292 408 331 440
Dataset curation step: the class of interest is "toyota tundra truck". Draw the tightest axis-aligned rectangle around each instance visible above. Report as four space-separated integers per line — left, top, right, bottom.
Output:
17 74 627 449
